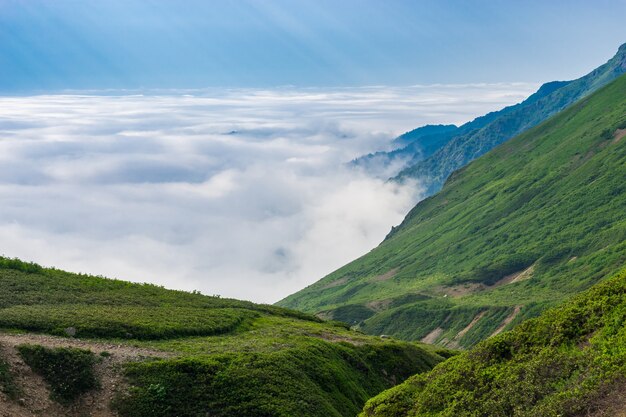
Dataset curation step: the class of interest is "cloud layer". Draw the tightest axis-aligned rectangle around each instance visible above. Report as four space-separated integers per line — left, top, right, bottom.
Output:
0 84 535 302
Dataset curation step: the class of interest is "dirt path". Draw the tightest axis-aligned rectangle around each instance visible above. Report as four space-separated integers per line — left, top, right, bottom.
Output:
0 332 174 417
0 333 172 360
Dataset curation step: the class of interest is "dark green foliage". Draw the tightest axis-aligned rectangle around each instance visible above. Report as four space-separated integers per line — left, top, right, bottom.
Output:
114 340 442 417
280 73 626 349
18 344 99 404
0 349 19 400
327 304 376 325
360 269 626 417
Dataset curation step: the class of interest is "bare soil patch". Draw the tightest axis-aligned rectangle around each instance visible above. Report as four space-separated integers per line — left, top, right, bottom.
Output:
490 305 523 337
370 268 398 282
420 328 443 345
438 283 484 297
454 312 486 341
320 276 349 290
366 299 392 312
613 128 626 144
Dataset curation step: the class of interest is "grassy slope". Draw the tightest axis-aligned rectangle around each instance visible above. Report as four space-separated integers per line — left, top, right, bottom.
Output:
279 74 626 349
360 267 626 417
0 258 447 417
395 43 626 194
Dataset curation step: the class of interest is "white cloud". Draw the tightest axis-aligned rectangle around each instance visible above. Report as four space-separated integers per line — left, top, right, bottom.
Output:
0 84 536 303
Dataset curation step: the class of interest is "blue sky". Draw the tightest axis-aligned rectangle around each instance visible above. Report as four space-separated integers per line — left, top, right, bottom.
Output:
1 0 625 92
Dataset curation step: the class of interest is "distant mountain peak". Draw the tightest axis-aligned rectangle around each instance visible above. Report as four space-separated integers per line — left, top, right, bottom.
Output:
616 42 626 68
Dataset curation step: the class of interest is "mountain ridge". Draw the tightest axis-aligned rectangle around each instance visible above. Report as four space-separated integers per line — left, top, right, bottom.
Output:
393 42 626 193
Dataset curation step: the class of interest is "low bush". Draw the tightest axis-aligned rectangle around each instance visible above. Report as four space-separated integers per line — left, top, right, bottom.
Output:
17 344 99 404
113 340 444 417
0 350 19 400
0 305 256 340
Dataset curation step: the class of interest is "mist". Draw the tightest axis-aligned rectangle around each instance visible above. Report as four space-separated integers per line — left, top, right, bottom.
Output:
0 84 535 302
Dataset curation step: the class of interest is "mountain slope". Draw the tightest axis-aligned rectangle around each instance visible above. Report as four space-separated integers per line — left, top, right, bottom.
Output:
278 73 626 349
360 267 626 417
394 43 626 193
392 124 459 151
0 258 447 417
350 124 459 178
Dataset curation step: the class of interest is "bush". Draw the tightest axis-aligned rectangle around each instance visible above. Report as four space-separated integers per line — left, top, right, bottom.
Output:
113 340 443 417
0 305 256 340
17 344 99 404
361 269 626 417
0 351 19 400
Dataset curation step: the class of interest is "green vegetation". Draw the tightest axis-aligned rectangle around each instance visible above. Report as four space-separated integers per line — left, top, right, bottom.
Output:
0 304 256 340
279 73 626 348
114 341 441 417
0 257 446 416
360 268 626 417
17 344 99 404
0 347 20 400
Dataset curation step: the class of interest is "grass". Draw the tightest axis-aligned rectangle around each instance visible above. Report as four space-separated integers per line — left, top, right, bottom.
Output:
279 73 626 349
360 267 626 417
0 258 447 416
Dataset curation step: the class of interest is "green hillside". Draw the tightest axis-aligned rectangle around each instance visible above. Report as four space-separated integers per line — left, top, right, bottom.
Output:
394 43 626 194
360 267 626 417
279 74 626 349
0 258 446 417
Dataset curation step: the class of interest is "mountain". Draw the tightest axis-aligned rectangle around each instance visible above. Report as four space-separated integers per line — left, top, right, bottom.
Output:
394 43 626 193
360 267 626 417
352 44 625 190
0 257 447 417
278 73 626 349
392 124 459 150
350 124 459 178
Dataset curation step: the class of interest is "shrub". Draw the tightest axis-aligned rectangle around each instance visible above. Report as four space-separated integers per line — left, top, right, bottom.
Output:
17 344 99 404
0 351 19 400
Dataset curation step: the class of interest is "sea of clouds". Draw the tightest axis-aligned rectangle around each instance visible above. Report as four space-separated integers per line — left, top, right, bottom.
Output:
0 84 535 303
